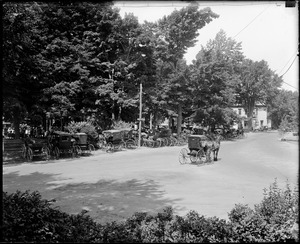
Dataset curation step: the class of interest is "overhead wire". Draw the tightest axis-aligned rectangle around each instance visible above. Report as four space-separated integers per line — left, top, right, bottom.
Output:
227 3 297 91
233 4 271 38
276 51 298 74
279 53 298 77
280 81 298 90
278 53 299 90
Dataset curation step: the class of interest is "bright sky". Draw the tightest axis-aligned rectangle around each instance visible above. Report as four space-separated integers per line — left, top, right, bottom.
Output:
114 1 299 92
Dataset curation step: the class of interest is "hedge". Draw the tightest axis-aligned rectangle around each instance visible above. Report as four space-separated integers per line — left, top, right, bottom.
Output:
2 179 298 242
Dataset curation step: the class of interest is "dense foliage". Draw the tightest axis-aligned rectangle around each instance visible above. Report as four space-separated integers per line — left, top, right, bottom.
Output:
3 2 297 137
267 90 299 131
2 180 298 242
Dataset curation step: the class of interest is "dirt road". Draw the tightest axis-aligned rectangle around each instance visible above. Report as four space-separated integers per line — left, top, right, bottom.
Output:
3 131 298 224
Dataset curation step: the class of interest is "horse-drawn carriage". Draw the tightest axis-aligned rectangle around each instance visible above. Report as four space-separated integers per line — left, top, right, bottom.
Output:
121 128 138 149
179 135 210 164
102 129 126 153
178 133 221 165
73 132 95 155
22 137 51 161
156 128 173 147
48 131 78 159
142 128 176 147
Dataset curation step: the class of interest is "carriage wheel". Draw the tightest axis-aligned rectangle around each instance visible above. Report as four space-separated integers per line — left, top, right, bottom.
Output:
76 146 81 157
134 138 139 147
190 150 198 163
106 142 113 153
179 148 189 164
142 140 148 147
178 137 186 146
154 140 161 147
21 145 27 160
172 137 178 146
74 146 81 156
126 139 136 149
158 139 163 147
42 146 51 160
156 138 162 147
197 149 206 164
163 138 169 147
73 146 80 158
141 139 147 147
148 140 155 148
26 147 33 161
118 141 125 150
97 140 105 149
88 144 95 154
169 137 174 146
54 147 60 159
144 140 151 147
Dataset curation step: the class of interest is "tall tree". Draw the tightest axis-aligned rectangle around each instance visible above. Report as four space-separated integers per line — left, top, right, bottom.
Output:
190 30 244 129
268 90 299 130
2 2 45 138
151 4 219 134
101 12 156 123
35 2 120 128
235 59 282 130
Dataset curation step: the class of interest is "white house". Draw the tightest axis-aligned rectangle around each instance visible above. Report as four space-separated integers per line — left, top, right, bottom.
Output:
231 104 271 130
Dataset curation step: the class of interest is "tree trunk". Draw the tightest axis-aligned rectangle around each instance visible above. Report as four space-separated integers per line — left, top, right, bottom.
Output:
111 112 115 121
246 99 255 131
117 106 122 121
13 107 20 139
177 104 182 135
150 113 153 130
171 117 175 133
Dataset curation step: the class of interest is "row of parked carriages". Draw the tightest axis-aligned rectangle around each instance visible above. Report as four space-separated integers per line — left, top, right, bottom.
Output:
22 131 95 161
22 129 140 161
21 127 188 161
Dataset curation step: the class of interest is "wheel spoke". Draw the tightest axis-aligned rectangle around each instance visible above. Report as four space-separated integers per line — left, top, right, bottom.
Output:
179 148 189 164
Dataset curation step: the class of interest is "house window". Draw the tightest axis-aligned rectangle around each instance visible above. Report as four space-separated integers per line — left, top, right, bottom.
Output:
238 109 241 115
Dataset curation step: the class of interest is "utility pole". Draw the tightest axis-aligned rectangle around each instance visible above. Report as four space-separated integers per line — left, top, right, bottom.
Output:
138 82 142 147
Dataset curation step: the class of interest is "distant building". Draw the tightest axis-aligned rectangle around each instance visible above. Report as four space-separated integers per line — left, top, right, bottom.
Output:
231 104 271 130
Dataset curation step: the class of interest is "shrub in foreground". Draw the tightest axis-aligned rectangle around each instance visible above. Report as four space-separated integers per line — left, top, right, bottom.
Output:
2 179 298 242
228 179 298 242
2 190 103 242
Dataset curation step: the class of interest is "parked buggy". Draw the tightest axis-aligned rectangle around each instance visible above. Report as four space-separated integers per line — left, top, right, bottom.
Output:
22 137 51 161
73 132 95 155
48 131 78 159
178 135 211 164
102 130 125 153
156 128 176 147
120 128 137 149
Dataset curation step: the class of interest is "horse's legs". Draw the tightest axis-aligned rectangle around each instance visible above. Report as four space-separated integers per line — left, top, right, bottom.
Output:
206 147 212 162
214 148 219 161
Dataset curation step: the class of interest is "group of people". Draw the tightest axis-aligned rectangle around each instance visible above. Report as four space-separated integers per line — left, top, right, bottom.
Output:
3 125 47 139
19 125 46 138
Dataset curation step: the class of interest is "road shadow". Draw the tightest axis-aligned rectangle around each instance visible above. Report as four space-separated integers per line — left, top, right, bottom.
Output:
3 172 183 224
47 179 183 224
